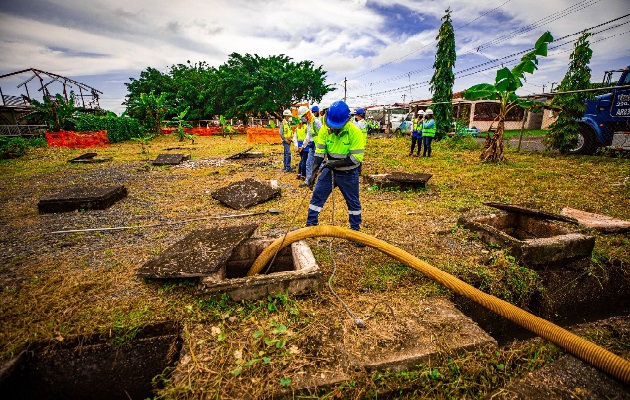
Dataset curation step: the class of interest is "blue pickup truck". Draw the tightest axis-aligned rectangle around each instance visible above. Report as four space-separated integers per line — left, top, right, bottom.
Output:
570 65 630 154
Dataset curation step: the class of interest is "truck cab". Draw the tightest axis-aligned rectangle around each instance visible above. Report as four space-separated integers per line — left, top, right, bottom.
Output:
571 66 630 154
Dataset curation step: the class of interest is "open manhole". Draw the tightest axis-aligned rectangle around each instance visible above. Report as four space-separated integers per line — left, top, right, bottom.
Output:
197 238 323 301
0 322 182 400
458 212 594 268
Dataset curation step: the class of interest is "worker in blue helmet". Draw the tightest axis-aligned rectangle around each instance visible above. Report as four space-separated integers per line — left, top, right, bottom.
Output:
306 100 366 246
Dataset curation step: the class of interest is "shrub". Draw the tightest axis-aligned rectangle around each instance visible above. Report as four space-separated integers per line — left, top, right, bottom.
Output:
0 136 47 159
74 114 144 143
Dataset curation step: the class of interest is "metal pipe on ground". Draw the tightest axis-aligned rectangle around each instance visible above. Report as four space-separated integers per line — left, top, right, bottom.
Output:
47 209 282 234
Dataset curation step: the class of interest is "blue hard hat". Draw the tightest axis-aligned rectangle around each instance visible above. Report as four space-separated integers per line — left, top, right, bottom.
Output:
326 101 350 129
356 108 365 116
311 105 319 113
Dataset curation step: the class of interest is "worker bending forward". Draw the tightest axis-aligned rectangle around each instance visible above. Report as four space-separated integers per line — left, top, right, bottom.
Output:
306 101 365 236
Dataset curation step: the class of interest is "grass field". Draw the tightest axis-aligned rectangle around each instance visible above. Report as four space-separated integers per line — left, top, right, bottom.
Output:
0 133 628 399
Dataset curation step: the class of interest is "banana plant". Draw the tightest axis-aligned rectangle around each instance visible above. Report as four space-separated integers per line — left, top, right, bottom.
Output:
463 31 553 162
169 106 193 142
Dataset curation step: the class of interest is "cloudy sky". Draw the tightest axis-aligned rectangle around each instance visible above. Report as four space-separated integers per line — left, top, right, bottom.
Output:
0 0 629 115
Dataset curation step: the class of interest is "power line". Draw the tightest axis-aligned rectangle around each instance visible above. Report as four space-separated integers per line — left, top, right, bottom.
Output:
348 14 629 100
346 0 601 83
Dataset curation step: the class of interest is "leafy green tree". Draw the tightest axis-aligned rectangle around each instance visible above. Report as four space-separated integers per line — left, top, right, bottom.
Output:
430 7 456 140
463 31 553 162
214 53 331 121
125 91 168 133
543 32 593 153
168 61 219 120
25 91 80 131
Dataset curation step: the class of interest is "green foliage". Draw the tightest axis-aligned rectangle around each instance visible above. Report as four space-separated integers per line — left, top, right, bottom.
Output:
124 91 168 133
125 55 331 123
543 32 593 153
430 8 456 140
167 106 193 142
73 114 144 143
0 136 47 159
25 91 81 132
463 31 553 162
216 53 331 120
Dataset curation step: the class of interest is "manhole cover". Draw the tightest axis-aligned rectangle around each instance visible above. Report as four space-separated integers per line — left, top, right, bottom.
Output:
37 185 127 213
211 178 280 209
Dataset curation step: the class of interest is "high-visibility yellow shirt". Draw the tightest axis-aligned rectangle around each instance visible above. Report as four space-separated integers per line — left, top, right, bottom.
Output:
315 121 364 169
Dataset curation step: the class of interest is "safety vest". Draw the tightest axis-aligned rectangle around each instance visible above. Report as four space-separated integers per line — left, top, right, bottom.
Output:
315 122 364 170
413 118 423 131
281 120 291 139
422 119 436 137
296 124 307 141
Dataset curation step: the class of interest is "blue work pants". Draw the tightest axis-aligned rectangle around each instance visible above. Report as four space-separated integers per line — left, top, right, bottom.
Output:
282 141 292 171
423 136 434 157
306 167 362 230
305 142 315 182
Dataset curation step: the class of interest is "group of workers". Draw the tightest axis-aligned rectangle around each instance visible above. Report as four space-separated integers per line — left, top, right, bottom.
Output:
410 109 436 157
278 101 436 242
279 101 366 245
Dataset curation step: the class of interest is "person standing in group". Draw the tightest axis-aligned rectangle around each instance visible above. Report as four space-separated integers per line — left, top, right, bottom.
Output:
293 106 310 180
353 108 368 144
422 109 436 157
303 105 323 187
353 108 368 174
279 109 294 172
409 109 424 157
306 100 365 246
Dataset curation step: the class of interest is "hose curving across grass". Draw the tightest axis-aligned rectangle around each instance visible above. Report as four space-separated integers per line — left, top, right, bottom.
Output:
247 225 630 385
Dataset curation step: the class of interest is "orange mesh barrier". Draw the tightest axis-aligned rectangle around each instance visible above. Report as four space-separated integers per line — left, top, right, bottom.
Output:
246 127 281 144
160 126 245 136
45 130 110 148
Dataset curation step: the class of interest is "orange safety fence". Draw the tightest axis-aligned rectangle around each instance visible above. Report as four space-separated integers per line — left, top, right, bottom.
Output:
45 130 110 148
160 126 247 136
246 127 282 144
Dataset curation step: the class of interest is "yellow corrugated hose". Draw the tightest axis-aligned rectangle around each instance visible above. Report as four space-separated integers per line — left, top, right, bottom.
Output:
246 225 630 385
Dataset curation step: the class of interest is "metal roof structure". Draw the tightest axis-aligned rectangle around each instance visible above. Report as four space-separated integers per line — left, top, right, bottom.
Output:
0 68 102 110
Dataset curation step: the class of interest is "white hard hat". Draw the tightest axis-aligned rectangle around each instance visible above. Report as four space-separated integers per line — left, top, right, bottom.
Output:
283 109 292 116
297 106 309 117
425 109 434 115
417 110 425 115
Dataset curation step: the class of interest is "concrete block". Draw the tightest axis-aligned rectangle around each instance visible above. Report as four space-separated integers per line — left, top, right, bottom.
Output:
152 153 190 166
197 238 323 301
37 185 127 213
137 224 258 279
211 178 280 209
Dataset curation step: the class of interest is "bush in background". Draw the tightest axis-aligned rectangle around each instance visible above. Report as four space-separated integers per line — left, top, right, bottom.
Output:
74 114 144 143
0 136 47 159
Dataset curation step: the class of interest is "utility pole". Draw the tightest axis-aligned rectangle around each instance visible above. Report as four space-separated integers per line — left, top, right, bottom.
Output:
542 83 547 93
344 77 347 102
402 94 406 103
550 82 558 92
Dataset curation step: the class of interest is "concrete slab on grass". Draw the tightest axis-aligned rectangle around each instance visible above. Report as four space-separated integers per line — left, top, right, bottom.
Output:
561 207 630 233
285 297 496 395
37 185 127 213
136 224 257 278
152 153 190 166
211 178 280 209
68 153 112 163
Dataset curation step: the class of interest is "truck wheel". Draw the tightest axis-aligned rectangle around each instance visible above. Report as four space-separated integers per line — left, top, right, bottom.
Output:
568 125 597 155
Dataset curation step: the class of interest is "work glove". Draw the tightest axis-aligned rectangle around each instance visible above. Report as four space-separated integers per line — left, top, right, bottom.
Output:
323 159 349 170
307 173 317 189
